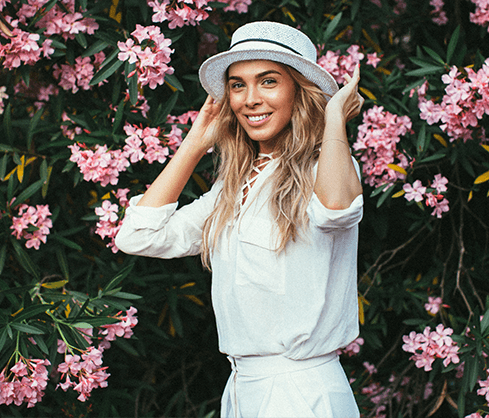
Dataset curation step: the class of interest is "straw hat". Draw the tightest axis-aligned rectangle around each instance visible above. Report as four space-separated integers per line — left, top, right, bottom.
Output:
198 21 339 101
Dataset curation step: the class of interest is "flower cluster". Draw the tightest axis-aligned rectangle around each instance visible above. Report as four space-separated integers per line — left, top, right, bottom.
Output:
470 0 489 31
53 52 105 94
402 324 460 371
68 143 130 187
466 413 489 418
353 105 412 188
117 24 174 89
337 337 364 357
361 375 433 418
10 204 53 250
477 375 489 403
218 0 252 13
0 86 7 115
419 61 489 142
429 0 448 25
14 79 58 113
17 0 99 40
99 307 138 350
148 0 211 28
57 347 109 402
0 25 53 70
403 174 449 218
0 358 50 408
123 124 169 164
166 110 199 151
55 308 137 401
318 45 365 84
425 296 443 315
94 189 129 253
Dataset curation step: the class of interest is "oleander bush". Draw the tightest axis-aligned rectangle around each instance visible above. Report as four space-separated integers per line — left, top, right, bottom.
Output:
1 0 489 417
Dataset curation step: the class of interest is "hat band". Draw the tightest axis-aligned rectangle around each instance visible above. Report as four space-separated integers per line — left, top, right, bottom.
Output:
229 38 303 56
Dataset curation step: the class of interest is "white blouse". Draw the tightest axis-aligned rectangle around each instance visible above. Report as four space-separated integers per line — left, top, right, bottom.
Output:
115 158 364 360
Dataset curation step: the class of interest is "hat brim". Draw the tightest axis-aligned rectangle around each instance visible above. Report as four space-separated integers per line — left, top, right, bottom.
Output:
198 42 339 102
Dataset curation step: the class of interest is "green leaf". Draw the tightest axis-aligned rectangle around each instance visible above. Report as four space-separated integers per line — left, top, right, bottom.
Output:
152 91 179 126
11 323 45 334
447 25 460 64
405 65 445 77
90 55 123 86
165 74 184 92
104 264 135 293
56 246 70 280
15 179 44 206
422 46 445 65
112 98 125 134
323 12 343 43
0 328 8 352
51 234 83 252
377 184 396 208
482 308 489 335
0 244 7 276
10 238 40 280
111 291 142 300
82 39 110 58
26 108 44 150
128 70 139 106
12 304 55 323
72 322 93 329
416 124 426 154
75 32 88 48
3 103 13 144
32 335 49 355
0 154 9 180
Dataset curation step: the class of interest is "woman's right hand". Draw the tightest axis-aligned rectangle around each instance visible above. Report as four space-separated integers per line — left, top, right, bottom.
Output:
185 95 222 153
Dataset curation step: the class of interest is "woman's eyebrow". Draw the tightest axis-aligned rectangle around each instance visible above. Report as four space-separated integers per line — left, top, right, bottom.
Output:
228 70 282 82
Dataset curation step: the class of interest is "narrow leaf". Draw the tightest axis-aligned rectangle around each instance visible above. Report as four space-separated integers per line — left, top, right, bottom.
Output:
0 154 8 180
387 164 407 175
90 55 123 86
41 279 69 289
104 264 135 293
27 109 44 150
10 238 40 279
447 25 460 64
474 170 489 184
11 323 44 334
15 179 44 206
164 74 184 92
323 12 343 43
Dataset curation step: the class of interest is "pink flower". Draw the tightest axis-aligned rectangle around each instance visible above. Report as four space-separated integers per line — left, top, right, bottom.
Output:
99 307 138 349
56 347 109 402
10 204 52 249
402 325 460 372
403 180 426 202
366 52 382 68
337 337 364 356
425 296 443 314
0 358 50 408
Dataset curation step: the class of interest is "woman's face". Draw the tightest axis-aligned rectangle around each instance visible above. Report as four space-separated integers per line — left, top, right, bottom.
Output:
227 60 296 154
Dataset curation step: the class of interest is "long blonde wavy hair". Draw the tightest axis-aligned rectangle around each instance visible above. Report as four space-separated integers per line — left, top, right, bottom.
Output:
201 63 330 268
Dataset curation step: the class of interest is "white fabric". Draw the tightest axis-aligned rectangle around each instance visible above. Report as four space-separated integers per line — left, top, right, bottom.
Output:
223 353 359 418
115 157 364 416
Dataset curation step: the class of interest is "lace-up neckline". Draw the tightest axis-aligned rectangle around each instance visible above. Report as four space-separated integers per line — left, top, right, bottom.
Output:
241 153 274 206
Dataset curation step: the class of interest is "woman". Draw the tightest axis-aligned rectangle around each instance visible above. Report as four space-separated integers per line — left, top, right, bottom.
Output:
116 21 364 418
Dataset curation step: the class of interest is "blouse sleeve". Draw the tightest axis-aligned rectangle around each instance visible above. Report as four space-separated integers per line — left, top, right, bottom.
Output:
114 182 222 259
307 157 364 231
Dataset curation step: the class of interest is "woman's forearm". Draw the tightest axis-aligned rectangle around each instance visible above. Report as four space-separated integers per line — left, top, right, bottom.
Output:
314 110 363 210
137 136 209 207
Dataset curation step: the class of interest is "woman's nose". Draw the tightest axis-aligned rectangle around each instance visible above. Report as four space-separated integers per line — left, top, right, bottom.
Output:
245 86 262 107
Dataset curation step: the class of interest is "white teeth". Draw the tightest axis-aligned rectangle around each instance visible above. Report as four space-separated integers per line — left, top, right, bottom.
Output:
248 114 269 122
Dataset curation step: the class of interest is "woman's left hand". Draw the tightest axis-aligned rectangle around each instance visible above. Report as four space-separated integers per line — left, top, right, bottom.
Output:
325 63 364 123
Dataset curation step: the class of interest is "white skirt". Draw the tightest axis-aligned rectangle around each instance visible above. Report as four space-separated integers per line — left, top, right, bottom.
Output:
221 352 360 418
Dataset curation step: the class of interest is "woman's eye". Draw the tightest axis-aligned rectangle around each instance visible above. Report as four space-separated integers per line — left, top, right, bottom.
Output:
263 78 276 86
230 82 244 89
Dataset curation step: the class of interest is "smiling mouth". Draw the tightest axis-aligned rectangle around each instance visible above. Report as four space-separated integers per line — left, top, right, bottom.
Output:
247 114 270 122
